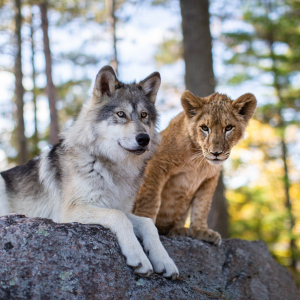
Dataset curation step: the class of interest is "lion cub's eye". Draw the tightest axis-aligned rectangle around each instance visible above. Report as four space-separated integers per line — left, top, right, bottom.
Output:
225 125 233 131
141 112 148 118
117 111 126 118
201 125 209 132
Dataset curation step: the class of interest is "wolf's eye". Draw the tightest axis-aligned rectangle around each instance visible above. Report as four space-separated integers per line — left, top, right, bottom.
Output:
201 125 209 132
225 125 233 131
141 112 148 118
117 111 126 118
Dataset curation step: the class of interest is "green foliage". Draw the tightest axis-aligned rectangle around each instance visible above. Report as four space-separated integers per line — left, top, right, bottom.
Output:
222 0 300 280
227 120 300 286
57 78 91 123
155 37 182 66
227 73 252 85
150 0 170 6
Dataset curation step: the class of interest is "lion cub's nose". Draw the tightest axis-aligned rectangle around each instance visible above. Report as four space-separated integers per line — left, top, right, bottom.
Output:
210 151 222 157
136 134 150 146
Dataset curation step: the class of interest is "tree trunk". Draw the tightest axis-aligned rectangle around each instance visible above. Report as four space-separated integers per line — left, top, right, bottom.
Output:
281 136 296 269
40 1 59 145
268 22 297 269
180 0 215 97
207 171 228 237
14 0 27 165
30 9 39 157
106 0 119 75
180 0 228 237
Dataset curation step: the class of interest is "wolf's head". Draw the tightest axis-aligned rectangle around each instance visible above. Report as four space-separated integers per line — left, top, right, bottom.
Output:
65 66 161 160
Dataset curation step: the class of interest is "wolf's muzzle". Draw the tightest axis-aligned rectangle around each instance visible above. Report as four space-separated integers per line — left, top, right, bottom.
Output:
136 134 150 147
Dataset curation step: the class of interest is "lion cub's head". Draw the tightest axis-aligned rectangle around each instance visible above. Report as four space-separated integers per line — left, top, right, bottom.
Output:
181 91 257 166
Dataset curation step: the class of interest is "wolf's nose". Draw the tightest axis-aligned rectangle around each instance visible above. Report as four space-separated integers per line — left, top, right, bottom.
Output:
136 134 150 146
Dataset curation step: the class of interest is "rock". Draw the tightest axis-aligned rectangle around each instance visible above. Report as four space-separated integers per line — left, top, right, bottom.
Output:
0 214 298 300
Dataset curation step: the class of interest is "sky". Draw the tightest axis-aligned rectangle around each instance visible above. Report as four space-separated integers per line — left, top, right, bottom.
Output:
0 0 267 135
0 0 299 188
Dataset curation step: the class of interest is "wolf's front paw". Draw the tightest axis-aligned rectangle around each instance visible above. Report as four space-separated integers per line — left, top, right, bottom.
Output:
168 226 189 237
189 228 222 246
148 249 179 280
124 249 153 277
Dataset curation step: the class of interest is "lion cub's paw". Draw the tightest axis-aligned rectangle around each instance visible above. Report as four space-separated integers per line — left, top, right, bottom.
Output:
189 228 222 246
168 227 190 237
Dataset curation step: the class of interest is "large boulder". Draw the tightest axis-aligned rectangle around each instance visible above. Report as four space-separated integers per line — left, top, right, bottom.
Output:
0 214 298 299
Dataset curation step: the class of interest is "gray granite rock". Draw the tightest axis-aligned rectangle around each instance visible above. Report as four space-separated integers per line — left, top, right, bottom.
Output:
0 214 298 300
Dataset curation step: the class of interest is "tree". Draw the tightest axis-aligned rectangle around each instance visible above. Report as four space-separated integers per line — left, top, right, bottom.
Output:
29 7 39 157
225 119 300 275
180 0 228 237
106 0 119 74
14 0 27 164
222 0 300 270
40 0 59 145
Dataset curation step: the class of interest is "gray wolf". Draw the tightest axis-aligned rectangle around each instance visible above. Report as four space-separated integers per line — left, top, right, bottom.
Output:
0 66 179 279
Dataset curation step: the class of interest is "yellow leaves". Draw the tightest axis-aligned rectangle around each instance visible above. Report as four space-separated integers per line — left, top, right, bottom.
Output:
226 116 300 272
261 206 270 215
245 119 279 145
285 125 299 143
265 159 283 176
272 240 292 258
239 203 256 219
290 185 300 204
226 190 244 203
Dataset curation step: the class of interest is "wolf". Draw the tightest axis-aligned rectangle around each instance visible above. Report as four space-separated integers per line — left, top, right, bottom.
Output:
0 66 179 279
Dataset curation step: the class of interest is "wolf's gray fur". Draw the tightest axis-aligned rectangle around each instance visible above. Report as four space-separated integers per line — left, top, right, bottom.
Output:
0 66 179 279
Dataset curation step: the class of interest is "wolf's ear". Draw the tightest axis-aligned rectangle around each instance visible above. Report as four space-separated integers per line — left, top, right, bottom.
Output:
181 90 203 118
138 72 161 104
233 93 257 123
93 65 118 100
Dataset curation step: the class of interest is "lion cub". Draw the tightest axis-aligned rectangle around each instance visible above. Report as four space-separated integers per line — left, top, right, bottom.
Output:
134 91 257 245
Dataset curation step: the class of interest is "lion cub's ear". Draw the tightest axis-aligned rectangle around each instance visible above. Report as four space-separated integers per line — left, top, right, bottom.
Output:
93 65 118 101
233 93 257 123
181 90 204 118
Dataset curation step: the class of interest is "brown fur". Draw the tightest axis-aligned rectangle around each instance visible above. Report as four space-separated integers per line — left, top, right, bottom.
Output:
134 91 257 245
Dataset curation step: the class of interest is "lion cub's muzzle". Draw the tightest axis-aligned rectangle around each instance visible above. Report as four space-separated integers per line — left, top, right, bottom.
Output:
209 150 222 158
205 150 229 165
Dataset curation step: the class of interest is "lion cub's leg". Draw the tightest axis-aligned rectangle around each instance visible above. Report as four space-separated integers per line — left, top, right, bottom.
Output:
134 157 173 222
189 175 222 246
167 202 191 237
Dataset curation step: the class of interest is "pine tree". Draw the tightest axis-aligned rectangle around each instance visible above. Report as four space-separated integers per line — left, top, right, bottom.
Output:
40 0 59 145
14 0 27 164
222 0 300 270
29 7 39 157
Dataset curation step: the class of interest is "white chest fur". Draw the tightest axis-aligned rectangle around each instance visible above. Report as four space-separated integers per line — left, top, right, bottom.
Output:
63 150 143 214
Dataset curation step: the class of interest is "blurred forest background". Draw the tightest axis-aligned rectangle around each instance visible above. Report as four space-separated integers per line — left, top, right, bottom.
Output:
0 0 299 286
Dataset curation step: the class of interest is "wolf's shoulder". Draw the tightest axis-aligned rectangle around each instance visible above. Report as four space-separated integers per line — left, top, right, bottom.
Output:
1 141 65 193
1 157 40 193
